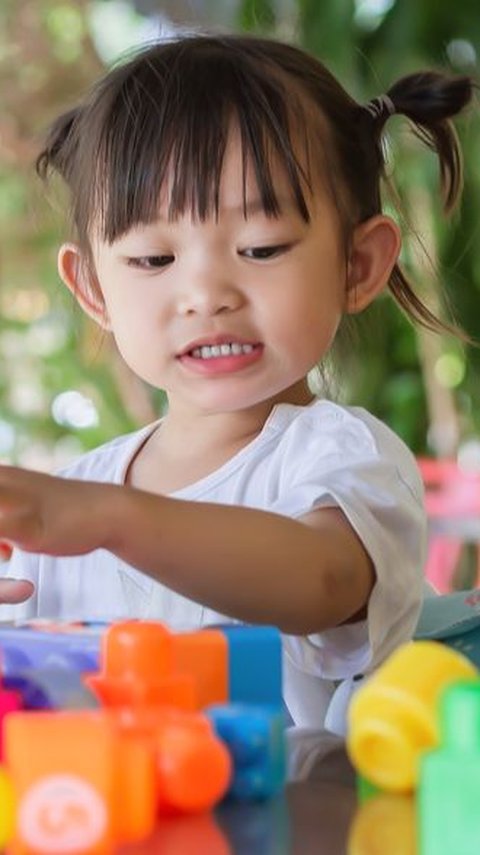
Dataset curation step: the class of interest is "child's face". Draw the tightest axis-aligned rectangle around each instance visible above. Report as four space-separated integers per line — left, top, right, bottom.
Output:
68 132 352 417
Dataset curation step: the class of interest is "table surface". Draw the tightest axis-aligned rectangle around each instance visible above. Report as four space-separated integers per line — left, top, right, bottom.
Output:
120 737 362 855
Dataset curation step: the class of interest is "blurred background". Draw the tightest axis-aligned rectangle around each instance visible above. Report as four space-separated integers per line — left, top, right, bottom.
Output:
1 0 480 474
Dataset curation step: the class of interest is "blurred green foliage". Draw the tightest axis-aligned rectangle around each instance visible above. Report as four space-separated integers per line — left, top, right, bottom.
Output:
1 0 479 468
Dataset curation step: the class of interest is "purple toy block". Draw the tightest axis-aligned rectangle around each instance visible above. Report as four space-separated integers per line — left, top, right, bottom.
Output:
0 623 102 675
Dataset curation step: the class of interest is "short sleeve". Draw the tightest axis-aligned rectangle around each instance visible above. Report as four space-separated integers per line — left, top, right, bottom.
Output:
270 405 427 687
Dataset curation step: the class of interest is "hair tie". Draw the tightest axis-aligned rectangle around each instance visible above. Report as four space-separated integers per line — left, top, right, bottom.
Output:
364 94 396 120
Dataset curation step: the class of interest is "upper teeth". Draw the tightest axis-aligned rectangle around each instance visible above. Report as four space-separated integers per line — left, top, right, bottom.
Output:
191 343 255 359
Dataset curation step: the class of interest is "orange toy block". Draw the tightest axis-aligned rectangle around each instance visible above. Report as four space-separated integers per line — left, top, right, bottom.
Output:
172 630 229 709
112 706 232 815
86 622 229 712
152 709 231 814
4 710 156 855
86 622 197 711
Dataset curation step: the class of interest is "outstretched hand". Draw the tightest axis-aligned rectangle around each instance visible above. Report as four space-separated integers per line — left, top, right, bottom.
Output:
0 531 34 605
0 464 120 559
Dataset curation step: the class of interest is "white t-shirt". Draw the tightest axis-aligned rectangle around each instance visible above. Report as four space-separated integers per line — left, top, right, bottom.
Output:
2 400 427 736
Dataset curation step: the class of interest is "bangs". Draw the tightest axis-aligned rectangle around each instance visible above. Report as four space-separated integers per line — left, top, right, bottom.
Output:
81 38 315 243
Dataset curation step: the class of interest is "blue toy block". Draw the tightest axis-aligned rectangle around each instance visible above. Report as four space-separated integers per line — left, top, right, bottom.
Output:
208 703 286 800
219 626 283 708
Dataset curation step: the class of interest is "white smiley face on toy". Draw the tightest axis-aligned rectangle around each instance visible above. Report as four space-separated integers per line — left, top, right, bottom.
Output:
18 774 108 853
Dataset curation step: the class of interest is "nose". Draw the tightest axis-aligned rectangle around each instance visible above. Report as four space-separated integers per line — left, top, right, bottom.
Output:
175 263 243 317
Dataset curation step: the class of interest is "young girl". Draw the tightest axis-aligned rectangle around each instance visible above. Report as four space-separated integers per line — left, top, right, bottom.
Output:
0 34 473 743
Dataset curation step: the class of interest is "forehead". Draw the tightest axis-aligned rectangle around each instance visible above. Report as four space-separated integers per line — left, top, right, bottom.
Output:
153 123 318 220
90 49 336 242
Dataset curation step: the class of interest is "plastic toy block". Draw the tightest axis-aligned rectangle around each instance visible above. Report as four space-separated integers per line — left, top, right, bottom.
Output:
0 680 22 760
419 678 480 855
4 667 98 711
219 626 282 708
0 765 15 849
208 703 286 799
347 640 478 792
148 708 232 814
0 622 284 712
4 710 156 854
0 624 101 675
85 622 197 710
88 622 281 712
173 629 229 708
85 704 231 815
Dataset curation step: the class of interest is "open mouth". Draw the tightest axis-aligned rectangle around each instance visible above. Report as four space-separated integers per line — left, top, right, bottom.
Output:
188 342 258 360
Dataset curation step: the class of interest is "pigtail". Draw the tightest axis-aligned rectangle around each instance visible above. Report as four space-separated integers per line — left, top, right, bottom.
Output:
36 107 80 183
385 71 474 213
361 72 475 335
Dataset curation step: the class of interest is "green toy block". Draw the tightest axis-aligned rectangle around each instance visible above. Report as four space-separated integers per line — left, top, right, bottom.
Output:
419 678 480 855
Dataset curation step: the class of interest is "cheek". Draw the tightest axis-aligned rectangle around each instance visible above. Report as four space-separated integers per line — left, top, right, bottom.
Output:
104 299 153 358
103 284 156 327
270 277 343 359
274 275 341 328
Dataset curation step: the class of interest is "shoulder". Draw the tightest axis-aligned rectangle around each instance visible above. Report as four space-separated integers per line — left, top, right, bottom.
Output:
274 399 415 463
280 398 403 442
272 400 423 503
55 421 160 484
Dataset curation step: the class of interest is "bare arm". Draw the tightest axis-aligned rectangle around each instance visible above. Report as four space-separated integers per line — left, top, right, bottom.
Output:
0 466 374 634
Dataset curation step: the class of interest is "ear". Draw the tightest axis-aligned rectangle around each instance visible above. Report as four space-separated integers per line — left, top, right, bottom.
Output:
345 215 401 314
57 243 111 330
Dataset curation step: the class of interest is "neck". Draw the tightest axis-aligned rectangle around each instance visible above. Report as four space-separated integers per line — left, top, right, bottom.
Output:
158 383 314 460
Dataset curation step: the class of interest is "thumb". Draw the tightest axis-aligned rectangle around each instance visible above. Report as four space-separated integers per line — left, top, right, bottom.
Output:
0 579 35 604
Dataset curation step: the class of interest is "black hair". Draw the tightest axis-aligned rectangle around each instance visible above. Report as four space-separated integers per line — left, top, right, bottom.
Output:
36 33 474 332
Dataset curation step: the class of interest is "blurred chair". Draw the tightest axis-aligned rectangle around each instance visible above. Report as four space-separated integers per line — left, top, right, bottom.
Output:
418 458 480 593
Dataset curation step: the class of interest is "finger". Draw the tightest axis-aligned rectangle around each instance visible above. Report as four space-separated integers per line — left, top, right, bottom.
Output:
0 579 35 604
0 542 13 561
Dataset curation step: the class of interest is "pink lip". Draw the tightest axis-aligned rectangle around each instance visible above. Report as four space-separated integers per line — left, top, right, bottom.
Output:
178 343 264 375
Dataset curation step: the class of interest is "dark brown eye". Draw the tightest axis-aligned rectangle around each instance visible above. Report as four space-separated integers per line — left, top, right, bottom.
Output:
241 245 289 260
128 255 175 269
